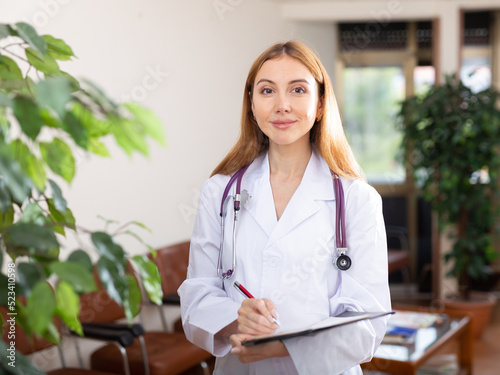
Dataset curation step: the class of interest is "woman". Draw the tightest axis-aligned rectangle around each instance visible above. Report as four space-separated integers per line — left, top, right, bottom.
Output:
179 40 391 374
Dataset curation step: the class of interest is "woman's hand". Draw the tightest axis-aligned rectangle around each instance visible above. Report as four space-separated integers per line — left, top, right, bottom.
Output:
229 333 289 363
237 298 280 335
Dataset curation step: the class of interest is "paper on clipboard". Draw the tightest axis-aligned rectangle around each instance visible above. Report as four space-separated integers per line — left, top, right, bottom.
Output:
242 311 394 346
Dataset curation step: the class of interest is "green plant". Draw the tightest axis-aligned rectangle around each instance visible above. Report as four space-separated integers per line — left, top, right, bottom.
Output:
398 74 500 300
0 20 165 354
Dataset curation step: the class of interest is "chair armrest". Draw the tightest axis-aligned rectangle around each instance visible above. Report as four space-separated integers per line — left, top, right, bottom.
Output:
75 323 135 347
162 293 180 305
82 322 145 337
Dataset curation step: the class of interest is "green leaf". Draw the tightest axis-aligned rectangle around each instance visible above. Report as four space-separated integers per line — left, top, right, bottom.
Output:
125 103 166 146
40 107 61 128
0 155 32 204
13 96 44 140
132 255 162 305
55 281 82 335
58 70 80 90
0 178 11 212
40 138 76 183
71 101 111 137
0 55 23 81
15 22 47 56
132 255 163 305
11 139 46 190
110 118 149 156
91 232 127 266
43 34 75 61
35 76 73 118
96 257 128 306
26 47 60 75
5 222 59 251
48 179 66 212
67 250 93 273
19 202 45 225
131 220 152 232
123 274 141 320
50 261 97 293
88 138 110 157
17 262 43 297
47 198 75 233
61 111 89 149
0 206 14 226
44 321 60 344
26 281 54 334
0 24 10 39
81 79 119 114
0 90 13 107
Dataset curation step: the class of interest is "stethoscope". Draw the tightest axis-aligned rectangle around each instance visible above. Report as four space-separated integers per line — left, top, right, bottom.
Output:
217 166 351 280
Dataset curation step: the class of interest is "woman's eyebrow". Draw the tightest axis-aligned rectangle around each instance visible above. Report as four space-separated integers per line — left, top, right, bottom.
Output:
256 78 312 85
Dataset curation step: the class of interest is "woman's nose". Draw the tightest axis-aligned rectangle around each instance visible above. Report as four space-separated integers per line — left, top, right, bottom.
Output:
275 93 291 113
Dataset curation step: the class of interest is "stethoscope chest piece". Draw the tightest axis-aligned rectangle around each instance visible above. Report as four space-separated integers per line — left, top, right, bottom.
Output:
335 253 352 271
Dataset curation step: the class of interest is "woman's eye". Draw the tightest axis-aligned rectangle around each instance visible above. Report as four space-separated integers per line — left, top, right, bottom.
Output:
261 88 273 94
292 87 306 94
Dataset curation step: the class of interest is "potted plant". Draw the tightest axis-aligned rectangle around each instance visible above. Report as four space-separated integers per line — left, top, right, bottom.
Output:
0 22 164 373
398 74 499 339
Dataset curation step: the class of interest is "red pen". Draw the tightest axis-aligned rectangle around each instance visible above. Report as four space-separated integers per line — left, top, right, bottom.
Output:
233 281 281 326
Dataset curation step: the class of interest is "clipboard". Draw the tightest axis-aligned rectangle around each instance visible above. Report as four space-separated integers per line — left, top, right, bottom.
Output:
242 311 394 346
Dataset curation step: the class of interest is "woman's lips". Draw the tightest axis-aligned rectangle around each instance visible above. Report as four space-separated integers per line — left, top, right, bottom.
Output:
271 120 296 129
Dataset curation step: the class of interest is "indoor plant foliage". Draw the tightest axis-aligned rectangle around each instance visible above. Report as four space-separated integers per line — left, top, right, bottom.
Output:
0 21 164 352
398 74 500 301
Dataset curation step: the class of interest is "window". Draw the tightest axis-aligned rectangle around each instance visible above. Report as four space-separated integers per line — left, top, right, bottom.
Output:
342 67 405 184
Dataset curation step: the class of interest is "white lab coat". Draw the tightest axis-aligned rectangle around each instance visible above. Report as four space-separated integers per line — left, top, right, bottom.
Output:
179 150 391 375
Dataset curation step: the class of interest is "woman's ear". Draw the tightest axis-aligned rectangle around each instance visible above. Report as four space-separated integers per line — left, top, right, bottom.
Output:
316 97 324 121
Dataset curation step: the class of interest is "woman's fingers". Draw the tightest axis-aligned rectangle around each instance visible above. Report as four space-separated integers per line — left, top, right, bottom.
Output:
237 299 279 334
230 333 289 363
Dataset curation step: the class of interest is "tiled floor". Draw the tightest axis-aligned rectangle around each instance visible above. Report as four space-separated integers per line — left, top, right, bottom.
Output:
474 300 500 375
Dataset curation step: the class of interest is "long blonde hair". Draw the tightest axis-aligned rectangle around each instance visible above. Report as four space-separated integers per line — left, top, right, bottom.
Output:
211 40 363 180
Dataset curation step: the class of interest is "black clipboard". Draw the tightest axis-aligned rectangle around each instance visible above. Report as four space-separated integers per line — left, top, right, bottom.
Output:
242 311 394 346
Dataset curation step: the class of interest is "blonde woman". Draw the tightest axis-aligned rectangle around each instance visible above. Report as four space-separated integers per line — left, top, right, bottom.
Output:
179 40 391 375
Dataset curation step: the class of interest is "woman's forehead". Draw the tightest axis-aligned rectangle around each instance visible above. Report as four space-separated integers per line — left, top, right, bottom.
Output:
255 55 315 85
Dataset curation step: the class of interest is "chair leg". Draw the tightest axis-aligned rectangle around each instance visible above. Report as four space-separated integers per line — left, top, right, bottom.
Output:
112 342 131 375
200 360 210 375
158 304 168 331
137 335 151 375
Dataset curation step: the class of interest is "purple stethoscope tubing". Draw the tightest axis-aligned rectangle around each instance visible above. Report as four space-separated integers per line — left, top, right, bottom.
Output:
218 165 250 279
218 166 349 280
332 171 346 251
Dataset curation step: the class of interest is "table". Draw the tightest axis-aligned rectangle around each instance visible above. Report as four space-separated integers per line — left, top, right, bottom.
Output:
361 307 473 375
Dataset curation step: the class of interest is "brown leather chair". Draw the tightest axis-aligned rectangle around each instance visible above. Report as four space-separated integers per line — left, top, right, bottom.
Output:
147 241 190 331
80 277 212 375
0 305 118 375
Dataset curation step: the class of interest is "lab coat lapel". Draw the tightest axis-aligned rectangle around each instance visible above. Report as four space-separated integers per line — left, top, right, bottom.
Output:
241 151 335 245
267 151 335 245
241 153 277 238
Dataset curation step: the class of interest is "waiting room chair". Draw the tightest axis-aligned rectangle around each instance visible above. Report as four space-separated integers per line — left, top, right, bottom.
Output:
0 304 125 375
147 241 190 331
79 273 212 375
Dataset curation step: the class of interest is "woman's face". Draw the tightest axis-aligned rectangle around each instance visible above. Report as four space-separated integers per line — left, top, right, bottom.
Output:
251 55 322 149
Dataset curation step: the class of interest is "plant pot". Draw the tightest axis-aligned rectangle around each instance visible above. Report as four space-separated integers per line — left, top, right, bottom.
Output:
443 291 497 340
